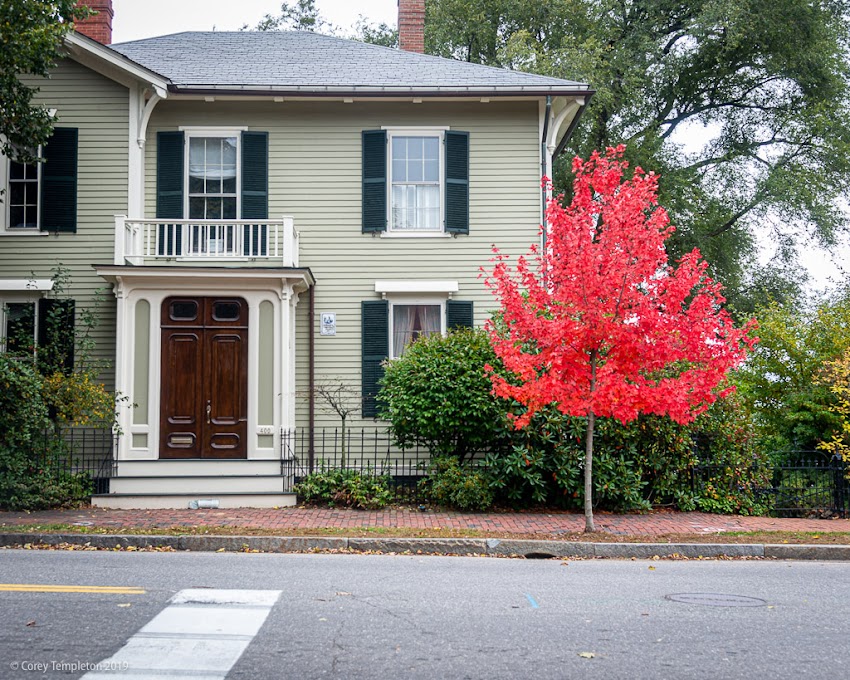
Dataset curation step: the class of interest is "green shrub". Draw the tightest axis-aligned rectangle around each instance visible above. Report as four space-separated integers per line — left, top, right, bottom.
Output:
294 468 394 509
0 355 94 510
483 395 767 515
690 393 772 515
379 328 511 461
419 456 494 511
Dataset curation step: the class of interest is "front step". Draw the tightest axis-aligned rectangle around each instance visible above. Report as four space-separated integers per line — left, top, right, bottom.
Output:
92 492 297 510
109 474 289 495
114 459 285 477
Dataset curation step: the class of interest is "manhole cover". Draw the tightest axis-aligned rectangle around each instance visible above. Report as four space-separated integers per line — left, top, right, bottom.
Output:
665 593 767 607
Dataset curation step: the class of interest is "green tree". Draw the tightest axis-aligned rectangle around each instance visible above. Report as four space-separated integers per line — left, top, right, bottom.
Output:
734 286 850 454
244 0 397 47
243 0 336 33
378 328 509 462
424 0 850 310
0 0 88 165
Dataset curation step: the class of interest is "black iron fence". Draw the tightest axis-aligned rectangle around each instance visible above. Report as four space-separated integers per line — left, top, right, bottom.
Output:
19 424 849 518
283 427 435 499
693 451 849 518
32 426 117 495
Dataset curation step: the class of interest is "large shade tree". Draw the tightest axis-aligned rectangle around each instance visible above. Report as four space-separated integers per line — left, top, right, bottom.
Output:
0 1 88 165
486 147 755 532
425 0 850 311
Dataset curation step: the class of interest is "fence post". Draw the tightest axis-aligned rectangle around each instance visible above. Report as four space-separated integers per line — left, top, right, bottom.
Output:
833 455 847 519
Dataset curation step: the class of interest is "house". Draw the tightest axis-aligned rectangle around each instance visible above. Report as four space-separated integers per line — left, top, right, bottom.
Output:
0 0 591 507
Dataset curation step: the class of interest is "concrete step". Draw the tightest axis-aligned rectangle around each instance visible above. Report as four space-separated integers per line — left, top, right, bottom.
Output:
114 459 284 477
91 492 297 510
109 475 289 495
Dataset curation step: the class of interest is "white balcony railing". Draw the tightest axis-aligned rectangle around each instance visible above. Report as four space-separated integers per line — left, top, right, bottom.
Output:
114 216 299 268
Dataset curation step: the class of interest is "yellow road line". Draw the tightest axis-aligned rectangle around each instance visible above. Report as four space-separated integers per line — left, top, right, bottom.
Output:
0 584 145 594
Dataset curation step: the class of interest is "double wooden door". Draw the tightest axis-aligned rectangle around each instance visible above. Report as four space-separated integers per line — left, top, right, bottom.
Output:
160 296 248 459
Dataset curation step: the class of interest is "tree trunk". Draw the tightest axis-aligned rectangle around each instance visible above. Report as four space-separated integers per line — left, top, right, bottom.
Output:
584 349 598 533
584 408 596 533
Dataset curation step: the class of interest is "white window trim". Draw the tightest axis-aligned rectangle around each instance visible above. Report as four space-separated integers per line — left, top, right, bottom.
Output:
386 293 448 360
0 290 48 354
375 280 458 295
384 127 447 237
0 148 48 236
182 128 243 220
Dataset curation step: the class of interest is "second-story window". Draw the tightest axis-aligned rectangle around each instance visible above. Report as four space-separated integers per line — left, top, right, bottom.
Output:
389 132 442 232
8 159 41 230
187 135 238 220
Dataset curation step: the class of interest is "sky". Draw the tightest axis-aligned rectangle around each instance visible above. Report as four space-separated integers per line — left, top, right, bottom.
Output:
108 0 847 292
111 0 397 42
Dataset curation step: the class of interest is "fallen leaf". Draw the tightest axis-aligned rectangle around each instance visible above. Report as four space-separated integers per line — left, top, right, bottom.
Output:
25 620 36 627
319 617 327 621
648 566 656 570
578 652 595 659
216 548 226 553
117 603 131 608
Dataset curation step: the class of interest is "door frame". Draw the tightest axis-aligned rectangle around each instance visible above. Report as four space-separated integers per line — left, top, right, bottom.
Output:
96 267 313 463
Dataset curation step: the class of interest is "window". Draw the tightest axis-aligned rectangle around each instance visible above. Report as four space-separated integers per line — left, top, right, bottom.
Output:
1 150 42 233
8 159 40 229
390 134 441 231
187 135 238 221
1 129 78 235
2 301 36 356
362 129 468 236
390 302 442 357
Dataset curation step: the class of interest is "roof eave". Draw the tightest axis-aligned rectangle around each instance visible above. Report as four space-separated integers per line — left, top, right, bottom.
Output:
167 84 593 98
64 32 170 93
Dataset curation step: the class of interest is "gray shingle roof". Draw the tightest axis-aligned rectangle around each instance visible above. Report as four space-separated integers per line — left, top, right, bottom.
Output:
110 31 589 95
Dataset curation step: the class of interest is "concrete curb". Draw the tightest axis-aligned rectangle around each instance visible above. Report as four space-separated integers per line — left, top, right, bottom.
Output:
1 533 849 560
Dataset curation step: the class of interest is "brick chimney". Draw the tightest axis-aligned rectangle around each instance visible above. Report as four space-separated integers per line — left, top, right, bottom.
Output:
74 0 113 45
398 0 425 54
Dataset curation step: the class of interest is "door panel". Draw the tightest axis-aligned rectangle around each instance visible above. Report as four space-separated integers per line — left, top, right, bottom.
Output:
160 296 249 460
202 330 248 458
160 330 203 458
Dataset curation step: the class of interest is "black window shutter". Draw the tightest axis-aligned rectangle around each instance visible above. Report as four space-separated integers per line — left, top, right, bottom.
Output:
40 127 78 233
445 130 470 235
362 130 387 233
156 131 184 256
37 298 75 374
241 131 269 256
361 300 389 418
447 300 474 330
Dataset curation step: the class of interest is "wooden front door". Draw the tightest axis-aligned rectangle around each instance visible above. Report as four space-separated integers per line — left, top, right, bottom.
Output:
160 297 249 459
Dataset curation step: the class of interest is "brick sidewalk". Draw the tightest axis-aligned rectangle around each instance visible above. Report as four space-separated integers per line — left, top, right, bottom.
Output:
1 507 849 536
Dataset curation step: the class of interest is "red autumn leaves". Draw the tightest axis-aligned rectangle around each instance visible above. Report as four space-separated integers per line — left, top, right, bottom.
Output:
485 146 756 429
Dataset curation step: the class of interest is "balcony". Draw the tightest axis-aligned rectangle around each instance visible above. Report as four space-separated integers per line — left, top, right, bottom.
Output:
114 216 299 268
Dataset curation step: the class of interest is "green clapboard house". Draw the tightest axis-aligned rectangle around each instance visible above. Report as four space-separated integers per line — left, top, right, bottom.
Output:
0 1 590 507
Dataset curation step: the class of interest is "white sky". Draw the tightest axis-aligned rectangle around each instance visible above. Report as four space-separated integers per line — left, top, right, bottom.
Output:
111 0 397 42
108 0 847 292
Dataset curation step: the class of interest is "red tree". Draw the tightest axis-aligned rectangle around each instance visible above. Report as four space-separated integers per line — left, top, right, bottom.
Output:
485 147 756 532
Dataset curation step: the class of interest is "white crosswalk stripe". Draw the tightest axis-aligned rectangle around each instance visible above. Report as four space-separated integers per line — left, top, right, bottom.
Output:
83 589 281 679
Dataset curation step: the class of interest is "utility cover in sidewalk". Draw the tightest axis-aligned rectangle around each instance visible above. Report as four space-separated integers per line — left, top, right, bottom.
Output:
665 593 767 607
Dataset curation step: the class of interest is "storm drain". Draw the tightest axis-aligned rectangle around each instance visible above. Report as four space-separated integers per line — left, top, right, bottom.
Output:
665 593 767 607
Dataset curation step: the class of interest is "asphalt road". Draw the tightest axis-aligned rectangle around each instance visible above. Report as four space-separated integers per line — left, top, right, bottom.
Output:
0 550 848 679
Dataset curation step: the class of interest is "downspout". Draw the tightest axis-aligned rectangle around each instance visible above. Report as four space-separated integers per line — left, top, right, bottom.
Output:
308 282 315 474
541 95 552 252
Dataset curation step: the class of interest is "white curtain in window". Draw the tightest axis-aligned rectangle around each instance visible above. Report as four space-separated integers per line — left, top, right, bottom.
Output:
189 137 237 181
393 304 441 357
